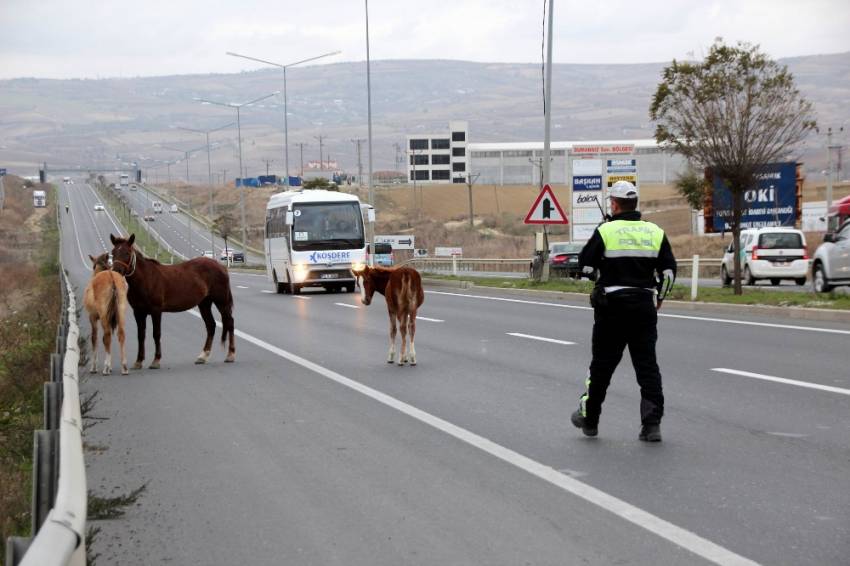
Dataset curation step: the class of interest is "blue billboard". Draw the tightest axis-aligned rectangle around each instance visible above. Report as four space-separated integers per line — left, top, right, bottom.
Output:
573 175 602 191
711 162 797 231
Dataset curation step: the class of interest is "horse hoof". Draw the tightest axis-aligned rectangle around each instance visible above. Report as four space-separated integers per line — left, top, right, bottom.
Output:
102 368 111 376
224 354 235 363
149 361 160 369
121 368 129 375
387 359 394 364
90 368 98 374
194 357 207 365
133 362 143 370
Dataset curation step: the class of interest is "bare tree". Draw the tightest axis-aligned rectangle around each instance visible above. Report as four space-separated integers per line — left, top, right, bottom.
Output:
213 213 237 261
650 40 816 294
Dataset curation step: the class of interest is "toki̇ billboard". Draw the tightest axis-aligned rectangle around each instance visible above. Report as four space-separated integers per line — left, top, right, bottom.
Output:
710 162 798 231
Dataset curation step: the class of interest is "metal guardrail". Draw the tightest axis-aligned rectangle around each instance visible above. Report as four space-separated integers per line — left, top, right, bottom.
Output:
6 269 87 566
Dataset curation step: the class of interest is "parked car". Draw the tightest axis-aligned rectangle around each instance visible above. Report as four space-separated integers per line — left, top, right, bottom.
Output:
720 228 808 286
170 204 178 213
549 242 584 278
220 250 245 263
202 250 215 259
811 220 850 292
93 202 105 211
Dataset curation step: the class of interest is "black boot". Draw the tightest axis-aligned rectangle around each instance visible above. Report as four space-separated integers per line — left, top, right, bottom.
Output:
571 410 598 437
639 423 662 442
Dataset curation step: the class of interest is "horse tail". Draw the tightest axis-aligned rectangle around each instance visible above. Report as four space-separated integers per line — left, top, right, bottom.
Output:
220 284 234 346
399 270 413 317
106 276 119 331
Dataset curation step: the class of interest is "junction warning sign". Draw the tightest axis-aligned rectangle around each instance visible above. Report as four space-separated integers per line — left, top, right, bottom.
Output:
524 185 568 225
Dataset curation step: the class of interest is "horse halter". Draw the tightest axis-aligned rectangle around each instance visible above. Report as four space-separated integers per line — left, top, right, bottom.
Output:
112 249 137 277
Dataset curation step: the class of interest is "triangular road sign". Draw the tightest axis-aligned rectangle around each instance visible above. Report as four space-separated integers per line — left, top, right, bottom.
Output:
524 184 569 225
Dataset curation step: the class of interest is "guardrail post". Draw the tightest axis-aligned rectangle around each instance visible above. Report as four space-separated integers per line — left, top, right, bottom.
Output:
452 255 458 276
43 382 63 430
691 254 700 301
50 353 63 383
31 429 60 533
5 536 31 566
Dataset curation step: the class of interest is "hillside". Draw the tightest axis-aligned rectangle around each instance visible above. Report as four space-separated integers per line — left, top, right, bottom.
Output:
1 53 848 180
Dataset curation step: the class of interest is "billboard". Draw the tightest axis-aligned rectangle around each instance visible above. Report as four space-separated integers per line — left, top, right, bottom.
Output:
606 159 637 173
606 173 637 187
572 159 602 176
710 162 798 231
572 175 602 191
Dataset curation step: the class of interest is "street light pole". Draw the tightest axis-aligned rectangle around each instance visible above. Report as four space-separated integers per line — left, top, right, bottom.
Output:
226 50 341 186
196 92 279 259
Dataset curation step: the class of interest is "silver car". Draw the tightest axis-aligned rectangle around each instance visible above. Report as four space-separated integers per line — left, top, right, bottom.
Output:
812 220 850 292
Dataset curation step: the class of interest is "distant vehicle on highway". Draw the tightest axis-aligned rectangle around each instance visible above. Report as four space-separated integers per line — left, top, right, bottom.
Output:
93 203 105 211
549 241 584 278
63 176 71 184
143 210 155 221
170 204 178 213
129 184 138 191
119 174 129 188
721 227 808 286
220 250 245 263
131 209 139 217
152 201 163 214
811 220 850 293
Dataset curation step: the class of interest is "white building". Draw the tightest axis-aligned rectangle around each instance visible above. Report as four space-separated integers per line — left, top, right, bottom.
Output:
468 139 686 185
406 121 469 184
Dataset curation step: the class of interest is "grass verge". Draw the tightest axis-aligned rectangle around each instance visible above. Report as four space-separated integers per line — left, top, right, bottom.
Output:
428 275 850 310
0 185 61 558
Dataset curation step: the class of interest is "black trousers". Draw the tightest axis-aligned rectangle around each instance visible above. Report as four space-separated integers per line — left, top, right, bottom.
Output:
580 291 664 426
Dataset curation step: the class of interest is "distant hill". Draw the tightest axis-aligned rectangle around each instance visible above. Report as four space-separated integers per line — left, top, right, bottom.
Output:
1 53 848 180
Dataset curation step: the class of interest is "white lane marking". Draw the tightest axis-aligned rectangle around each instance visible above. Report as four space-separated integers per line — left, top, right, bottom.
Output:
416 316 444 322
335 302 359 309
712 368 850 397
65 189 94 269
507 332 576 345
231 272 267 278
236 285 250 289
428 291 850 336
187 310 759 566
292 295 311 300
260 290 274 294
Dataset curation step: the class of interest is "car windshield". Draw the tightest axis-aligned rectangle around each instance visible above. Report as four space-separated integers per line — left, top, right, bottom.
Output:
292 202 364 251
758 233 802 249
551 243 583 254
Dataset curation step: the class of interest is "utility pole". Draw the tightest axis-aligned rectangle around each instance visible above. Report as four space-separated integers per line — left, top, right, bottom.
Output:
539 0 555 283
262 158 274 176
314 134 326 170
466 173 480 227
293 142 307 179
351 138 365 187
393 142 403 172
826 126 844 211
221 169 228 186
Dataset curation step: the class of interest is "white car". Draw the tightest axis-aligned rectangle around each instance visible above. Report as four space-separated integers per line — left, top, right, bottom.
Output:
811 220 850 292
93 203 105 211
720 227 808 286
170 204 178 213
202 250 215 259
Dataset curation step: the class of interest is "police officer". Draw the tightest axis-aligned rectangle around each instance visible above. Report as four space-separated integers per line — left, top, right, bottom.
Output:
570 180 676 442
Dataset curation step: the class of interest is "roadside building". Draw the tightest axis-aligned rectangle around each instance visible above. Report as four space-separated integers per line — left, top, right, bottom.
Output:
405 121 469 185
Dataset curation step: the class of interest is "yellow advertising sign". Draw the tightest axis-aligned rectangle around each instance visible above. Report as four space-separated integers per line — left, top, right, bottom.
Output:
606 173 637 187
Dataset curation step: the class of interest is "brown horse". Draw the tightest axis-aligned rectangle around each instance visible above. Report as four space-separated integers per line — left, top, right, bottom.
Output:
109 234 236 368
84 254 129 375
353 265 424 366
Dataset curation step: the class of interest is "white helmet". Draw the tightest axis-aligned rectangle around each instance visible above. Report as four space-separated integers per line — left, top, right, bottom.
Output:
608 180 638 199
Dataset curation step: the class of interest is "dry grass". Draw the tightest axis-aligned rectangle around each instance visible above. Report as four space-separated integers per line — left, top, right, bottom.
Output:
154 177 848 258
0 177 61 555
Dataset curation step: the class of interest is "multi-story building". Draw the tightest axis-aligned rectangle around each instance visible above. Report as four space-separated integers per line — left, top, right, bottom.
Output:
406 121 468 184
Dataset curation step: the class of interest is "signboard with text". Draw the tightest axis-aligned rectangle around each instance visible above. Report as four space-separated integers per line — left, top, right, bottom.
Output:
606 173 638 187
710 162 798 231
572 175 602 191
375 234 415 250
435 246 463 257
572 144 635 155
572 159 602 176
606 159 637 173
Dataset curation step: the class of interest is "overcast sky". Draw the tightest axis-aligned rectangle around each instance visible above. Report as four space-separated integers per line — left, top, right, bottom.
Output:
1 0 848 79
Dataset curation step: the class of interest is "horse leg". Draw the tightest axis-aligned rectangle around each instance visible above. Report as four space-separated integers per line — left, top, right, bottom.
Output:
216 299 236 363
133 310 146 369
196 298 214 364
149 311 162 369
398 312 408 366
101 319 113 375
408 309 418 366
387 313 397 364
89 313 99 374
117 311 128 375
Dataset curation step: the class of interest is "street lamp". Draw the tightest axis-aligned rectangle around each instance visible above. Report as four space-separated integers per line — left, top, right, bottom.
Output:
225 50 341 186
176 122 235 252
196 91 280 259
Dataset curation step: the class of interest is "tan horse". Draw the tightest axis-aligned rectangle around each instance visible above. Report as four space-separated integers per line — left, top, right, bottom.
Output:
84 254 129 375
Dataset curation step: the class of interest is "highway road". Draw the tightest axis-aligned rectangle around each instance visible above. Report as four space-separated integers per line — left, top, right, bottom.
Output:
59 181 849 565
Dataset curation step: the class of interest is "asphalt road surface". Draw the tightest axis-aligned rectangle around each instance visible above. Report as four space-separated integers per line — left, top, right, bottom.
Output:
59 182 849 565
